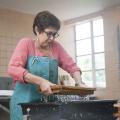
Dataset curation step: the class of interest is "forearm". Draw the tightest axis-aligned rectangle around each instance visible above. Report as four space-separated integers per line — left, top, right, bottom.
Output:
24 73 55 95
72 71 86 87
72 71 82 84
24 73 46 85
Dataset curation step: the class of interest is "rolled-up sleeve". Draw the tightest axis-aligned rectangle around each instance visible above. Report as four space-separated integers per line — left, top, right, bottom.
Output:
8 38 29 83
56 42 82 75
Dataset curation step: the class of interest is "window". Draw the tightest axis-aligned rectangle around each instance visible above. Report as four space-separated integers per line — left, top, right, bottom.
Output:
75 17 106 88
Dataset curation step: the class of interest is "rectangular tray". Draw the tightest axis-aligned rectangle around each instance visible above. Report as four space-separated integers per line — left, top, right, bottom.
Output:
39 85 96 96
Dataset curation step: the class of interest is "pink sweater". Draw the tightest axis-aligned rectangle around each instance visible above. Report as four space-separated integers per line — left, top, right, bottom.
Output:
8 38 81 83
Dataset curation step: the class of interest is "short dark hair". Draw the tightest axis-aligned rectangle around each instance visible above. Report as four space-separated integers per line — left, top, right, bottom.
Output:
33 11 61 35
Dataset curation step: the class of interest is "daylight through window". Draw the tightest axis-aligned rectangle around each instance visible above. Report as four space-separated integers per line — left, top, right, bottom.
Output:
75 17 106 88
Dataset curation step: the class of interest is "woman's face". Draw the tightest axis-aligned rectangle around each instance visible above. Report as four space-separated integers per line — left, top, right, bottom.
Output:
37 27 59 48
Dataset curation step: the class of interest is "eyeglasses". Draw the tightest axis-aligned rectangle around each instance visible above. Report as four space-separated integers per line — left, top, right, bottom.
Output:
44 31 59 39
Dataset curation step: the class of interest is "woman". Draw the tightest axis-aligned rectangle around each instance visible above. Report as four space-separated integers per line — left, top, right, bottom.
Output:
8 11 85 120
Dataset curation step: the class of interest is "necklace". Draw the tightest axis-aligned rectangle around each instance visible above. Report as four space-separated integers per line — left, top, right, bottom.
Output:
39 44 53 57
34 38 53 57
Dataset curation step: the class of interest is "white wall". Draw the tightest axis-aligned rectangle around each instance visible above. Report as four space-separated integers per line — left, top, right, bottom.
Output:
57 23 76 86
58 23 76 60
97 6 120 99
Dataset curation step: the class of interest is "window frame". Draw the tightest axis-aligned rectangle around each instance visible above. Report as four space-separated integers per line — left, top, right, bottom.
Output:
74 17 106 88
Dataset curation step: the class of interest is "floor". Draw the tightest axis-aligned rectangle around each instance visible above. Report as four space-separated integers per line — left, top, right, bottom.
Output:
0 108 10 120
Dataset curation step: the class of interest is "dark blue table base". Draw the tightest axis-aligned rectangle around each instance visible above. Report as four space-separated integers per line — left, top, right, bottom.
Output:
20 99 118 120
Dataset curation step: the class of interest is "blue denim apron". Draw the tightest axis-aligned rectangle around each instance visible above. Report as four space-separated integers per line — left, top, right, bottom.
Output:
10 56 58 120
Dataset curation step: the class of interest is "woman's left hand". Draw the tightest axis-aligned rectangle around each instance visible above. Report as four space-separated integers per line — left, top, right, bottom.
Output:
75 81 87 87
72 71 88 87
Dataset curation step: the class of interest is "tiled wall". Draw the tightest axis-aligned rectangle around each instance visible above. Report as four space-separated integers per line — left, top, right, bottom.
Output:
0 8 75 85
0 8 34 76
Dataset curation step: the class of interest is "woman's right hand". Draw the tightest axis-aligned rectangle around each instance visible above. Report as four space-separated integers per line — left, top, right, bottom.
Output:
24 73 55 96
39 78 55 96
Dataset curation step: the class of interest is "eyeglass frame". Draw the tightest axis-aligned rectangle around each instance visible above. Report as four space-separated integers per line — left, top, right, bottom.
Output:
43 30 59 39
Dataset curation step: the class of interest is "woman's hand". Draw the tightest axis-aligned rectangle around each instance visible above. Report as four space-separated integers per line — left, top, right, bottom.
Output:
75 81 87 87
72 71 87 87
24 73 55 95
39 79 55 96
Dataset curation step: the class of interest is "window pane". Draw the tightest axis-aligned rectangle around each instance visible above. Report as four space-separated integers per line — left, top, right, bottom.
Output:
76 39 91 55
75 22 91 40
75 17 105 88
95 53 105 69
82 71 93 87
94 36 104 53
93 19 103 36
96 70 106 88
77 55 92 71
